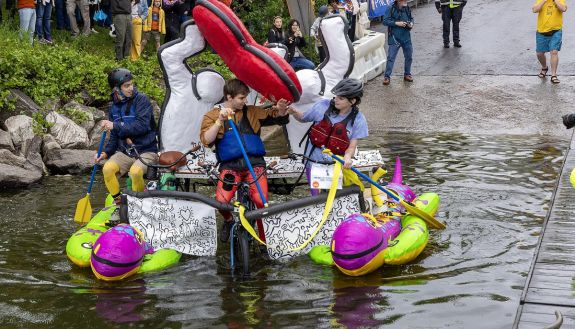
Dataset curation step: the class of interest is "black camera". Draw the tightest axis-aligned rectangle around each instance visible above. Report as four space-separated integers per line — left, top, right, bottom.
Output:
563 113 575 129
406 21 414 30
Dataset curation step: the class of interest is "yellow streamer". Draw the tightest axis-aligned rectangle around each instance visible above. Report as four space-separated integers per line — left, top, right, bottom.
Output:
288 161 342 251
238 203 267 245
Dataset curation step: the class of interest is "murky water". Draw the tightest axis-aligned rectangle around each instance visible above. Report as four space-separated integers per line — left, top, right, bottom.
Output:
0 132 567 329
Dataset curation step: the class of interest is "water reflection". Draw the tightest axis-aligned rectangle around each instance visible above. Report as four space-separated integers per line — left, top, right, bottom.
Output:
0 132 569 328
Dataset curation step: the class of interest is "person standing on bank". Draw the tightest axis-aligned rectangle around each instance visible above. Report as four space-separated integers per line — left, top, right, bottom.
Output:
382 0 414 86
95 68 158 205
533 0 567 84
435 0 466 48
111 0 132 60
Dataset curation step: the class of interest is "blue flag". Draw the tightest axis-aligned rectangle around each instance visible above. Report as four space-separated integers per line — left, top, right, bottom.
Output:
368 0 395 19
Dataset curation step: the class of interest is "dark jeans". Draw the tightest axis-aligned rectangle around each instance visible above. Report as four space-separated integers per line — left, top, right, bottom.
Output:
36 1 53 40
5 0 17 20
55 0 70 29
441 5 463 44
164 12 180 43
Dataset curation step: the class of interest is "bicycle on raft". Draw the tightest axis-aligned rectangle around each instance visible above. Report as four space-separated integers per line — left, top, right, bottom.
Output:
198 160 278 278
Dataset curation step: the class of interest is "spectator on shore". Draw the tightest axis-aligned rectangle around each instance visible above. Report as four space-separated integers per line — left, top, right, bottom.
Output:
435 0 466 48
267 16 285 44
142 0 165 53
66 0 91 36
310 5 328 63
6 0 18 20
382 0 413 85
36 0 54 44
88 0 101 32
532 0 567 84
285 18 315 71
55 0 71 30
111 0 132 60
163 0 183 43
17 0 36 44
130 0 148 60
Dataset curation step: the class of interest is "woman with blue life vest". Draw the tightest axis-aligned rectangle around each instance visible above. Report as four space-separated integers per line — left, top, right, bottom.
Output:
95 68 158 205
288 78 369 196
200 79 290 242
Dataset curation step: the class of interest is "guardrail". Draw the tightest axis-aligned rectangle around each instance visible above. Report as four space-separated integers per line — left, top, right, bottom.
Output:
348 30 387 83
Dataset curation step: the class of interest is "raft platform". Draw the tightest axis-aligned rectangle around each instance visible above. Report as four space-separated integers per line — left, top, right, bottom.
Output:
513 134 575 329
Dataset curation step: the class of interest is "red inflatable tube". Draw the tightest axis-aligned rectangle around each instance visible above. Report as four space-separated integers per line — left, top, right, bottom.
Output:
193 0 302 103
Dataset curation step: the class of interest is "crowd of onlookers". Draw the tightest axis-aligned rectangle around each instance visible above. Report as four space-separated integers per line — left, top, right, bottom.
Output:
3 0 194 60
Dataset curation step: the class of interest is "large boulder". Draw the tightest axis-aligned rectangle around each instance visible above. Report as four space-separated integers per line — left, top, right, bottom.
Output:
4 115 35 155
44 148 96 174
61 101 105 132
41 134 61 157
0 149 43 187
0 129 15 152
0 90 41 128
46 111 89 149
22 135 48 175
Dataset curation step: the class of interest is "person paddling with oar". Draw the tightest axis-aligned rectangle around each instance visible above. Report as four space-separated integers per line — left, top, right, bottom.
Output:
200 79 290 243
288 78 369 195
95 68 159 206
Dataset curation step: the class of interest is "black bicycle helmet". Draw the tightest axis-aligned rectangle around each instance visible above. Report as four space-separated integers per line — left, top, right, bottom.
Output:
108 68 133 89
331 78 364 99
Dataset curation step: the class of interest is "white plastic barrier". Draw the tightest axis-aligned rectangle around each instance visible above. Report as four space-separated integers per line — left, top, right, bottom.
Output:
348 30 387 83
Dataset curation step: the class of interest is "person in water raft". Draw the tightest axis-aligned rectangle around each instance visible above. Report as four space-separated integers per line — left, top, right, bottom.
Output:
95 68 159 204
200 78 290 243
288 78 369 196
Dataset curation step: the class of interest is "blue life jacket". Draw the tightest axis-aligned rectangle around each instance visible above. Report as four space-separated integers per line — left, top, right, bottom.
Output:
216 106 266 163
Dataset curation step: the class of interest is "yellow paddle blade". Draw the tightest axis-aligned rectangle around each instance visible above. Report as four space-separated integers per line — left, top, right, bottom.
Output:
74 194 92 223
400 199 446 229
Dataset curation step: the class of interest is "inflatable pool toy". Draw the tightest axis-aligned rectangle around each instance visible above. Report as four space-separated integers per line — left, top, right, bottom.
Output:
193 0 301 103
309 157 441 276
91 224 154 281
66 195 181 279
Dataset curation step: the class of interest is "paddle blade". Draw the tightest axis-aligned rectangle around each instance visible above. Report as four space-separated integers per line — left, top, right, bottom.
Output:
74 194 92 223
400 200 446 229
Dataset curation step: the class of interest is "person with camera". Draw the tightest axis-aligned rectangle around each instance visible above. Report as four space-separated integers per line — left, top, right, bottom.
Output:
382 0 414 86
435 0 466 48
533 0 567 84
95 68 159 205
285 18 315 71
200 79 290 242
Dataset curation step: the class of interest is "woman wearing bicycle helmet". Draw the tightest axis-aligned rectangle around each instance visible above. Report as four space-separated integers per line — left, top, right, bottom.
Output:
288 78 369 195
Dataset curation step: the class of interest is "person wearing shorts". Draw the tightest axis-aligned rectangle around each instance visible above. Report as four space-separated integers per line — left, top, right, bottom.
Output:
95 68 158 204
532 0 567 84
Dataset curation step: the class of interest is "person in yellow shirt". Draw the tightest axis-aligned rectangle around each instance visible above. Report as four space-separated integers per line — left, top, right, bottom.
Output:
142 0 165 53
533 0 567 84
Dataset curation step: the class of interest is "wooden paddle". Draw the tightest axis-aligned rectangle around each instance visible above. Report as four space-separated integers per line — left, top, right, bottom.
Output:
326 150 446 229
74 131 106 223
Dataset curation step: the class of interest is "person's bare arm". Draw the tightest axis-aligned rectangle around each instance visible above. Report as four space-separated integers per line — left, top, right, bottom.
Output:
554 0 567 12
532 0 546 13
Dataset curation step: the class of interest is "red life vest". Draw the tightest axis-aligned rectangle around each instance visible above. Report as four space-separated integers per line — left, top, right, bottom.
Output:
307 108 358 156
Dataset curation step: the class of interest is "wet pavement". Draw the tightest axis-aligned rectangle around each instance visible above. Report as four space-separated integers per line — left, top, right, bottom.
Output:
364 0 575 138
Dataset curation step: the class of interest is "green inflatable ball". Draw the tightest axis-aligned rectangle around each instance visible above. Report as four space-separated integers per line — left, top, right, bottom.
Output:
308 245 334 266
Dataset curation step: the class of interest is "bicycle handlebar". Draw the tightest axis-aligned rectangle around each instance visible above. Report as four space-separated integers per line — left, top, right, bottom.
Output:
281 152 335 165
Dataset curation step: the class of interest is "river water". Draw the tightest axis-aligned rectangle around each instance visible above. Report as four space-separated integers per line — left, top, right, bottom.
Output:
0 132 566 329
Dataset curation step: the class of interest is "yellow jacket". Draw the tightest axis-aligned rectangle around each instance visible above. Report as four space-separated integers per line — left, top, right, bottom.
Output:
143 7 166 34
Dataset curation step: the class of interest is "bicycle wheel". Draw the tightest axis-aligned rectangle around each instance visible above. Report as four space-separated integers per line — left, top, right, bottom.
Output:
233 227 250 277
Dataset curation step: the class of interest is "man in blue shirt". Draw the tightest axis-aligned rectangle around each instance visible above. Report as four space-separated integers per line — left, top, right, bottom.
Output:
382 0 414 86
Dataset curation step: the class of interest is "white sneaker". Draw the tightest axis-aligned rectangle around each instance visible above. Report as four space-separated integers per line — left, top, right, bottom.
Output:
91 28 99 33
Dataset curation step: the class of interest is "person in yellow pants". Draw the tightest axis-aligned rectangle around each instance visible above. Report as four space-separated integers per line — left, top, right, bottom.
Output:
95 68 158 204
130 0 148 60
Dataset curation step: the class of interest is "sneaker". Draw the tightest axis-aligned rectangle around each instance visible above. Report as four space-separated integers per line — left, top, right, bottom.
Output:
383 77 390 85
38 38 48 44
44 38 53 45
91 28 99 34
219 220 234 243
454 42 461 48
444 43 450 48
